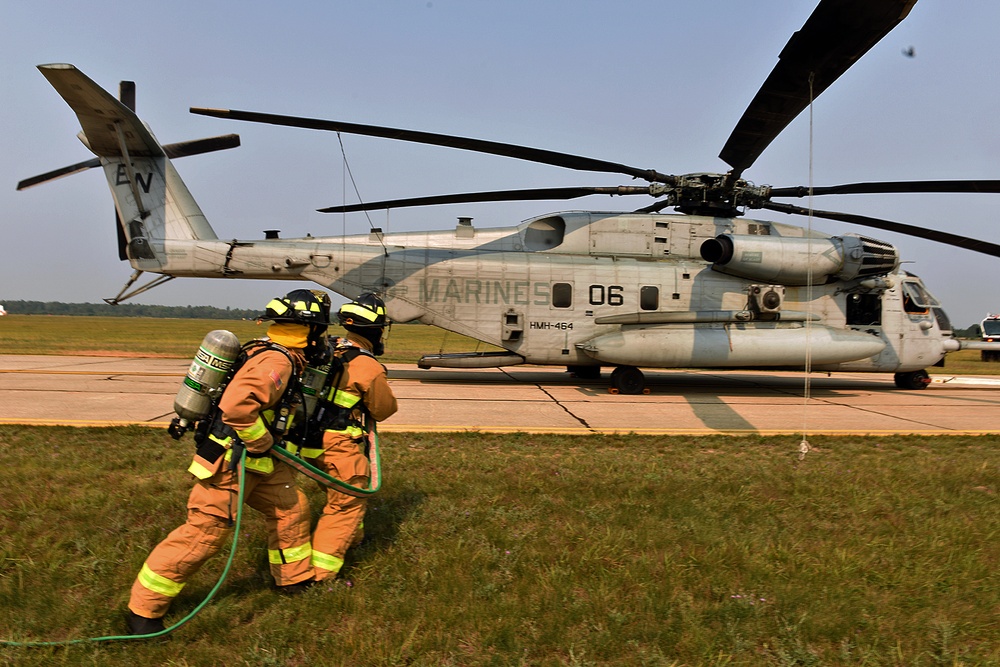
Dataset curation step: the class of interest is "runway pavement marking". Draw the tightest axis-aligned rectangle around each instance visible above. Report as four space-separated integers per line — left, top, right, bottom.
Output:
2 418 997 436
0 419 171 427
930 375 1000 386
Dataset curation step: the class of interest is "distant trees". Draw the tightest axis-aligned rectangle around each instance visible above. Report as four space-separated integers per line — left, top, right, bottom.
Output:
953 324 981 339
1 300 259 320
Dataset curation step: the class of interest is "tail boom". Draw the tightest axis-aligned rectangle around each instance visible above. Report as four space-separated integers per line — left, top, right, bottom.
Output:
38 63 219 273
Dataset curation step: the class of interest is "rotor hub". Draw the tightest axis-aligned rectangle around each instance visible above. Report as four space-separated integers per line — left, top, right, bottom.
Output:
670 173 770 217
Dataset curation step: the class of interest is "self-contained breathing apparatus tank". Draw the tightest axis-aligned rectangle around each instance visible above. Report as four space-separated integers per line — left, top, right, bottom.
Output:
168 330 241 439
300 355 334 416
296 337 358 430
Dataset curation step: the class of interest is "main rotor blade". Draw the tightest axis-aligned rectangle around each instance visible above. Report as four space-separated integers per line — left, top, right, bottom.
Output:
191 107 676 184
719 0 917 176
770 179 1000 198
319 186 655 213
761 201 1000 257
16 134 241 191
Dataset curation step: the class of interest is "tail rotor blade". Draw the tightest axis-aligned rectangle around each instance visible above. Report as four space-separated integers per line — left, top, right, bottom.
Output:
17 158 100 190
16 135 240 191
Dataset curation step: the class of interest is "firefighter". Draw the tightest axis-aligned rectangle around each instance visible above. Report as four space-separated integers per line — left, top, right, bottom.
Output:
125 289 332 635
308 293 397 582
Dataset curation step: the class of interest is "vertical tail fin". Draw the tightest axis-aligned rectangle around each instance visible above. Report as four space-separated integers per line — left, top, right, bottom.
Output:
34 64 221 271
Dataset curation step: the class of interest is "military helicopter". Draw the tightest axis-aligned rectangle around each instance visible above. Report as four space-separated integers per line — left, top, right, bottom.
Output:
18 0 1000 394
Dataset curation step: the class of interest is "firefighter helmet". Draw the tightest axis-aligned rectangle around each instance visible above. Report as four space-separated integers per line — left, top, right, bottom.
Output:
263 289 332 330
337 293 388 328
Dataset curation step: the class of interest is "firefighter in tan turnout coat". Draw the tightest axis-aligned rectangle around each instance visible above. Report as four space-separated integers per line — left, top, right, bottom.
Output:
126 290 332 635
300 293 397 581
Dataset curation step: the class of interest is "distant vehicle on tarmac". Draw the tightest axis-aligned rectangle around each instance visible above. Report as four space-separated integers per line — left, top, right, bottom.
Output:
981 314 1000 361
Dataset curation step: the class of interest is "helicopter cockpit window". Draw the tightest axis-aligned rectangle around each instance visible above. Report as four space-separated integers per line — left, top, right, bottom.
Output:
902 281 936 314
552 282 573 308
640 286 659 311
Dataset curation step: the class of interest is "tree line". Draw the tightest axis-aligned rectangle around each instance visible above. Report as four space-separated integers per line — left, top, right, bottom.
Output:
1 300 260 320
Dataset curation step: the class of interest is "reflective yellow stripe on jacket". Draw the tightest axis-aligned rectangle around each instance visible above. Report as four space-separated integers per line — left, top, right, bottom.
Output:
235 417 268 443
222 447 275 475
322 386 364 438
326 425 365 439
188 433 234 479
285 443 325 459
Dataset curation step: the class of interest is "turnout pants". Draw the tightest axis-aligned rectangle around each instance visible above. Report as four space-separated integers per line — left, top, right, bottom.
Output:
128 460 312 619
311 432 370 581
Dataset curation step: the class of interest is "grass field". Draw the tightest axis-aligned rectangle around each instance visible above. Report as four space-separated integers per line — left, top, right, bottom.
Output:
1 316 998 664
1 313 998 375
0 314 501 364
0 427 997 665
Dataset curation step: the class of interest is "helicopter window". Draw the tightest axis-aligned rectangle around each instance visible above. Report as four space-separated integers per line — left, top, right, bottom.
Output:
846 292 881 326
904 281 940 307
552 282 573 308
523 217 566 251
640 286 659 311
902 281 934 314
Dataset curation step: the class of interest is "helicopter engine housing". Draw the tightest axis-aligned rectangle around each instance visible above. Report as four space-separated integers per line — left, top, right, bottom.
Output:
700 233 898 285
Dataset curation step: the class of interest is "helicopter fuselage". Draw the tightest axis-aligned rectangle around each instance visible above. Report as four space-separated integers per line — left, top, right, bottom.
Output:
26 63 972 394
148 209 956 376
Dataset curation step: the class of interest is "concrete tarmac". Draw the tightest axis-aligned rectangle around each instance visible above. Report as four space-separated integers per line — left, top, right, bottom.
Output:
2 354 999 434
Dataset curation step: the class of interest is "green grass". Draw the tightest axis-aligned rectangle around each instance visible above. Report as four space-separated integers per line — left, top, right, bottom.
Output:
1 427 998 665
1 318 998 663
1 314 998 374
0 315 500 364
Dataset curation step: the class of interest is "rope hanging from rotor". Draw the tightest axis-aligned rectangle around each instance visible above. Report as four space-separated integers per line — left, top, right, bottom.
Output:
336 132 389 258
799 72 817 461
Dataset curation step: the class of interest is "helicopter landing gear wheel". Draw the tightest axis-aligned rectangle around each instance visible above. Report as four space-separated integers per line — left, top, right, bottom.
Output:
893 369 931 390
609 366 649 395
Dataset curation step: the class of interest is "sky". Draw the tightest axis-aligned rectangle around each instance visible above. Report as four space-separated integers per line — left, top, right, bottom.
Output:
1 1 999 327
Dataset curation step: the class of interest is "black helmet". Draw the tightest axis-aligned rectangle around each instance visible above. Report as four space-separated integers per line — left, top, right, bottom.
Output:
337 293 388 328
263 289 332 331
263 289 333 362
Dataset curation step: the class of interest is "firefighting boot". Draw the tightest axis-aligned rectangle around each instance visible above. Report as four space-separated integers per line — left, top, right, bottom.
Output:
126 610 166 635
277 578 315 595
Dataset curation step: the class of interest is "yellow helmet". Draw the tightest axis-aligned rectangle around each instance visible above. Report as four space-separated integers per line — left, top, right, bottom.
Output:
336 293 387 328
263 289 332 330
